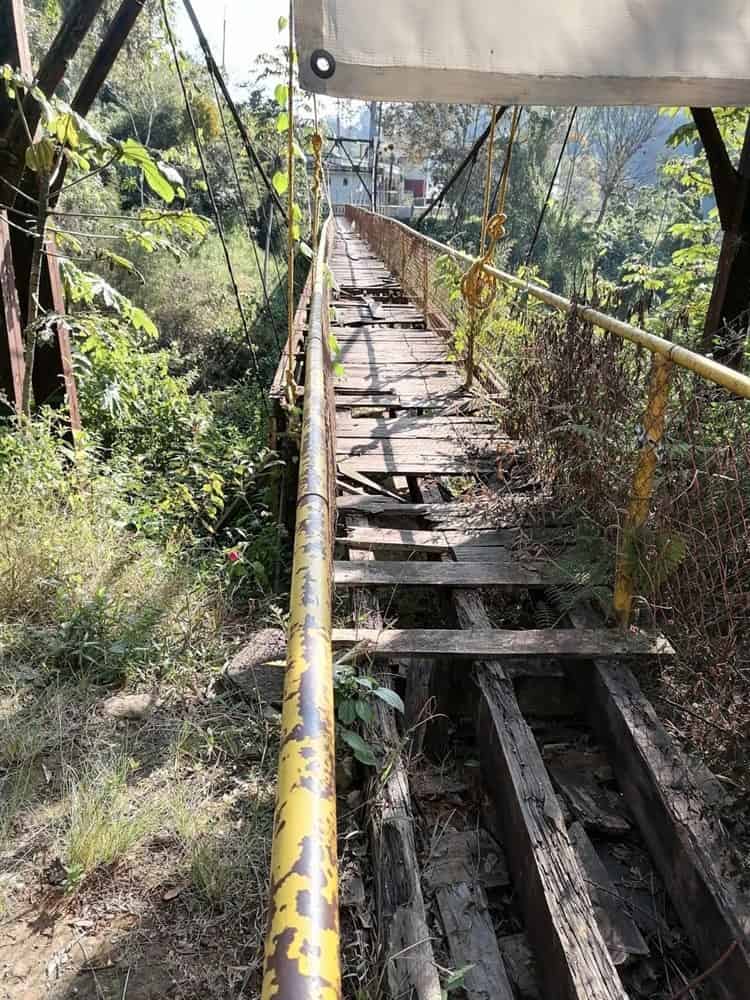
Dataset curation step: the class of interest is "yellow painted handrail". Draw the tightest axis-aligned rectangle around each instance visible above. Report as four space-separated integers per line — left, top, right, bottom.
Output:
262 215 341 999
354 208 750 401
347 206 748 626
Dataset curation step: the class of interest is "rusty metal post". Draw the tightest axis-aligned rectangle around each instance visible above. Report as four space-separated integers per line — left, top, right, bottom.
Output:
400 232 406 286
0 211 24 414
422 245 429 323
613 354 673 626
262 218 340 1000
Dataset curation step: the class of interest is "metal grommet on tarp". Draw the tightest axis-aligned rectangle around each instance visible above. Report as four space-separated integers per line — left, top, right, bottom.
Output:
310 48 336 79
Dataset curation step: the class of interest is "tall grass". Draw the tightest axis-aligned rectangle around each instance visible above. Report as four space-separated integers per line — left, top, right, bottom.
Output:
0 418 227 686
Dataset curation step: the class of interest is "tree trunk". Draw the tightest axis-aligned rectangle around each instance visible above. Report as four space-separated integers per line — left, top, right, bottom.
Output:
699 112 750 368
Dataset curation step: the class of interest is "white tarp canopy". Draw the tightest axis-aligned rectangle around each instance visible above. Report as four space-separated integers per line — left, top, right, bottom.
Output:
295 0 750 105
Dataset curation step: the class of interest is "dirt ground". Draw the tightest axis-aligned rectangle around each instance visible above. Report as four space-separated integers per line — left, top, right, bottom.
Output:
0 664 281 1000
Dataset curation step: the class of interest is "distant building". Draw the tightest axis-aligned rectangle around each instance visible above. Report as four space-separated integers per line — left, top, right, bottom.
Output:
313 135 427 219
320 138 372 211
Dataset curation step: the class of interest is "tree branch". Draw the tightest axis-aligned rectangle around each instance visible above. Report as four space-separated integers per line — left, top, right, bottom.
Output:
690 107 739 229
2 0 107 206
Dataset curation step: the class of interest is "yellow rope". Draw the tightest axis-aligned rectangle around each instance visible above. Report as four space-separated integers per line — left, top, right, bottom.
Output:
311 132 323 256
461 106 521 386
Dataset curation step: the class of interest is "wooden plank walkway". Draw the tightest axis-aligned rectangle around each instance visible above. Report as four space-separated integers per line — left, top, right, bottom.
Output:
279 219 750 1000
329 227 501 445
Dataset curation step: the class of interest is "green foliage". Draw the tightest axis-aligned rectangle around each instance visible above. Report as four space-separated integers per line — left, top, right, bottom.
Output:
0 418 230 686
442 965 475 998
545 519 618 620
2 65 180 207
71 322 274 543
333 666 404 766
433 252 533 371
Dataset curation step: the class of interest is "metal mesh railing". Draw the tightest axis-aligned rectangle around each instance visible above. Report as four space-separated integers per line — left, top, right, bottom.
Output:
345 205 750 774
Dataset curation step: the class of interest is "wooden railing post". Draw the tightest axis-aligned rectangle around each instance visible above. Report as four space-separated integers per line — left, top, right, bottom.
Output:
613 354 673 626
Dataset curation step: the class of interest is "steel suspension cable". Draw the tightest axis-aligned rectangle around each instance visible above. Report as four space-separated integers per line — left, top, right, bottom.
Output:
414 110 507 229
207 68 282 352
451 156 477 238
179 0 290 330
479 106 499 254
180 0 287 223
525 107 577 268
489 106 524 215
285 0 295 396
160 0 268 410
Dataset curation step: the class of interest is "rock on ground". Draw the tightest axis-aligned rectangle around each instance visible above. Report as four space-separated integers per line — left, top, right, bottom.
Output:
224 628 286 705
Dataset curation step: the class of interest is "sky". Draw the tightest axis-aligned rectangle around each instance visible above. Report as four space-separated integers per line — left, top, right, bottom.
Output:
175 0 289 86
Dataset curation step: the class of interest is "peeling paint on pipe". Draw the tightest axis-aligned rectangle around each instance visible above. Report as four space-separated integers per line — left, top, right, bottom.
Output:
262 217 341 999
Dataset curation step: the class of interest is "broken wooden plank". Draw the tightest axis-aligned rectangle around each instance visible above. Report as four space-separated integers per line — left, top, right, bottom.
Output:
337 438 500 458
435 881 515 1000
568 822 649 967
334 377 466 396
336 365 464 382
336 347 448 363
334 332 439 344
339 456 495 476
334 495 555 529
566 608 750 1000
455 590 628 1000
332 627 674 660
335 496 432 514
335 415 506 439
449 545 545 564
334 392 474 410
424 829 509 890
371 713 442 998
333 560 547 589
341 526 453 553
497 934 541 1000
336 468 406 502
338 526 518 553
547 760 631 835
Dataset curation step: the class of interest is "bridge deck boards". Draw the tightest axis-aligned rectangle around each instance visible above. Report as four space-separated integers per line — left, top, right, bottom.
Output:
333 559 547 588
331 627 673 659
271 219 739 1000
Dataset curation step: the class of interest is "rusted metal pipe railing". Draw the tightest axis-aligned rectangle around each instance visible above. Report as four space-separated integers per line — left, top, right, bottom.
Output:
348 207 750 402
345 206 750 626
262 216 341 999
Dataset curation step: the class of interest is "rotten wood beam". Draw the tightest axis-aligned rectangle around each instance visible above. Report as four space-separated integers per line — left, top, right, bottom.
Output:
566 607 750 1000
346 513 442 999
71 0 145 116
0 1 32 131
333 560 547 589
0 210 24 412
568 822 649 967
435 880 514 1000
455 589 627 1000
